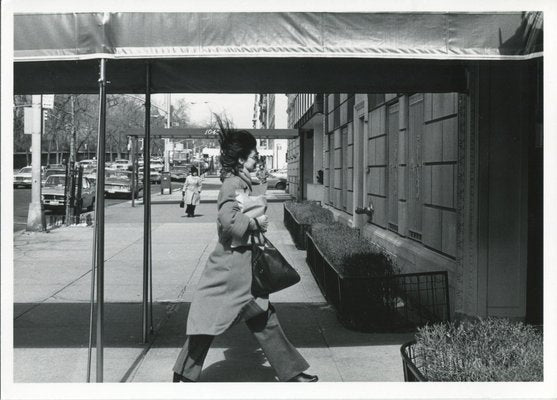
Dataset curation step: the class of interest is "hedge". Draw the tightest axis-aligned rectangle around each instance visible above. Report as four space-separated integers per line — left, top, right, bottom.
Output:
284 200 333 226
413 318 543 381
310 222 395 277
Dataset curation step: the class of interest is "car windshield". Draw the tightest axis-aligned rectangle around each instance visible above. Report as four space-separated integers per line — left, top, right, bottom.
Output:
172 167 188 172
19 167 32 173
44 176 65 187
106 171 131 180
45 169 65 177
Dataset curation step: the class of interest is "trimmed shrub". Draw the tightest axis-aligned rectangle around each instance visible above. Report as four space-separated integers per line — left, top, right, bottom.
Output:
414 318 543 381
284 201 333 225
311 222 394 277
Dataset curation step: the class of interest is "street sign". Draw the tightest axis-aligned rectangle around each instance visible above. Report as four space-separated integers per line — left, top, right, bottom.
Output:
42 94 55 109
23 107 41 134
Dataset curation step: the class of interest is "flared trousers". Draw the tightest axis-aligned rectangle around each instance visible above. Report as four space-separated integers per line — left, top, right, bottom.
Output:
173 303 309 382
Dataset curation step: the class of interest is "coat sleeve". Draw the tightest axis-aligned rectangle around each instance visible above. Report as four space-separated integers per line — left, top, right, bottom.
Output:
217 179 251 244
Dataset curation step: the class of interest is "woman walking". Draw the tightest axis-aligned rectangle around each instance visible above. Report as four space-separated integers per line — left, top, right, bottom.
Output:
182 166 203 217
172 119 318 383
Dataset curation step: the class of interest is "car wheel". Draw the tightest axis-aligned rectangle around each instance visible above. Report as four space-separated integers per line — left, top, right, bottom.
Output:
275 182 286 190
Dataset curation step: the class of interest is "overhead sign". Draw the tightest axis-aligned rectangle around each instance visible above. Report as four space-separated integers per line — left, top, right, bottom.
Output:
42 94 55 109
128 127 299 139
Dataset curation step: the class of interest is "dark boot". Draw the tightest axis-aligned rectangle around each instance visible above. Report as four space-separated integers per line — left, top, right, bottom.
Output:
287 372 318 382
173 372 194 382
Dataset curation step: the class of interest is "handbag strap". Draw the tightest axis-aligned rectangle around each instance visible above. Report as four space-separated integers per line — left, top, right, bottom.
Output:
251 218 266 245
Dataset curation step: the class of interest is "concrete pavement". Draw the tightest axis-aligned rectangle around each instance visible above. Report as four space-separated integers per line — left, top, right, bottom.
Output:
13 195 414 383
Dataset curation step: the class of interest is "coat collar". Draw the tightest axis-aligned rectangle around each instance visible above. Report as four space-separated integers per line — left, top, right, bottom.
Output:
237 170 253 192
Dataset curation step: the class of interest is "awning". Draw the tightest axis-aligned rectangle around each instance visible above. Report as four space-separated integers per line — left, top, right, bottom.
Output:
13 11 543 94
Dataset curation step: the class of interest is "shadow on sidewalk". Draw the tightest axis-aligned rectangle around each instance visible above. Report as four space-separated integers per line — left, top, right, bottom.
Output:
14 301 414 349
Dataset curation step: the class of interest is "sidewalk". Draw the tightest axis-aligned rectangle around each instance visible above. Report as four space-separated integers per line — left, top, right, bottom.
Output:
13 199 413 383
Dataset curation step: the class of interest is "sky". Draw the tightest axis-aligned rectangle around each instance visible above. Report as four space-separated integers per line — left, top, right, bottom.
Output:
152 93 289 129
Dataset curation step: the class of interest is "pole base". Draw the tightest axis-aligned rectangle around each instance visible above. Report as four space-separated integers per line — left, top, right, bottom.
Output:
26 202 45 232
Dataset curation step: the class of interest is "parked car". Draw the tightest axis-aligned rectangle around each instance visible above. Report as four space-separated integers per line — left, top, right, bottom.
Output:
267 175 287 190
271 168 287 180
84 168 98 184
78 159 97 170
44 163 65 171
112 159 132 170
170 165 190 182
13 166 33 188
138 167 161 184
150 159 164 172
105 170 143 198
41 174 96 212
41 168 66 185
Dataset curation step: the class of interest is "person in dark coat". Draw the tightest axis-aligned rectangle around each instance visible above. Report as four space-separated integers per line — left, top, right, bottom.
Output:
182 166 203 217
172 118 318 383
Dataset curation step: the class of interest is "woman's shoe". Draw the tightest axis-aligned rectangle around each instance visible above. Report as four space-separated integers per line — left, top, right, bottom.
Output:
287 372 318 382
173 372 193 382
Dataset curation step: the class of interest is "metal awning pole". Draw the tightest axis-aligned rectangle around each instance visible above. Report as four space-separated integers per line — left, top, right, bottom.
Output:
95 58 108 382
131 136 136 207
143 64 152 343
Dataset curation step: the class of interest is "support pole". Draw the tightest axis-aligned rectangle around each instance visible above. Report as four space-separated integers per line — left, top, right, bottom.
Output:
95 58 108 382
143 64 152 343
26 95 43 231
131 136 136 207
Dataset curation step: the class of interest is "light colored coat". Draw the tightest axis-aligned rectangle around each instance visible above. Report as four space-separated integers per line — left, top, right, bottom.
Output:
186 172 268 335
182 175 203 206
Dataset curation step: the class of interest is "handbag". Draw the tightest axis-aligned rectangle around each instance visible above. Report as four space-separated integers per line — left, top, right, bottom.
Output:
179 200 184 208
251 220 300 297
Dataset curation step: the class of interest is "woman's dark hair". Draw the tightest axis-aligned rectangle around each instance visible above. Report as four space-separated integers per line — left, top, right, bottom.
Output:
190 165 198 175
215 115 257 181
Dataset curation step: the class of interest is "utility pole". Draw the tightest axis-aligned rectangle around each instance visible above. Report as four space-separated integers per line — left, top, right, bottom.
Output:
65 95 77 225
164 93 171 172
26 95 44 231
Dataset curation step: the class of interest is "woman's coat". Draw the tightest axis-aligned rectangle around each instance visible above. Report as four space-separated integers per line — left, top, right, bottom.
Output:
182 175 203 206
186 172 268 336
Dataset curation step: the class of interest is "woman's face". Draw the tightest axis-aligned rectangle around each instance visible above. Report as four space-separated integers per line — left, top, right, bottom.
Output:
243 150 259 172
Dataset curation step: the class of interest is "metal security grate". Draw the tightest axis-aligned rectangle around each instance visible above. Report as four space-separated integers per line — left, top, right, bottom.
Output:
306 233 450 332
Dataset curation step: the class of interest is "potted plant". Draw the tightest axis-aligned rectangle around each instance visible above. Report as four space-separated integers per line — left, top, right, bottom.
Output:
283 201 333 250
401 318 543 381
306 222 450 332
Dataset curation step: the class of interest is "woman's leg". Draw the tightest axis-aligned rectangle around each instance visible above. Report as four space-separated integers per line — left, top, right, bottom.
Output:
191 205 196 216
173 334 214 381
244 304 309 382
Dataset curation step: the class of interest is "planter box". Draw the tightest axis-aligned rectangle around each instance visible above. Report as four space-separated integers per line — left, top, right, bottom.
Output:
283 203 312 250
306 233 450 332
400 341 427 381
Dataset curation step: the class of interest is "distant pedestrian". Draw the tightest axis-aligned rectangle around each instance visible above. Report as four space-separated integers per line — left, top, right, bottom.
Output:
172 117 318 383
182 166 202 217
255 163 269 184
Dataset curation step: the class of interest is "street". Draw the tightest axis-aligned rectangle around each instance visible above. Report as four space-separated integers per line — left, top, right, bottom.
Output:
13 179 223 233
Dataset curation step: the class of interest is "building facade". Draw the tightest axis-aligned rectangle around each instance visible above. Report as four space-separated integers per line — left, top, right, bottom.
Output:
254 94 288 170
287 63 543 322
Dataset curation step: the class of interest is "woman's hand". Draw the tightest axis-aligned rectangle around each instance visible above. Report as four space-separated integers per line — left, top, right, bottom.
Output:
255 215 269 232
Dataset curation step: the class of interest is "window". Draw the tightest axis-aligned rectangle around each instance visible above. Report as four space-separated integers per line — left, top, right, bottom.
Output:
408 94 424 242
387 102 399 233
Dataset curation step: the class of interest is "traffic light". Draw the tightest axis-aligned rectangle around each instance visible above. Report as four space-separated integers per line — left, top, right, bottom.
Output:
43 110 49 121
